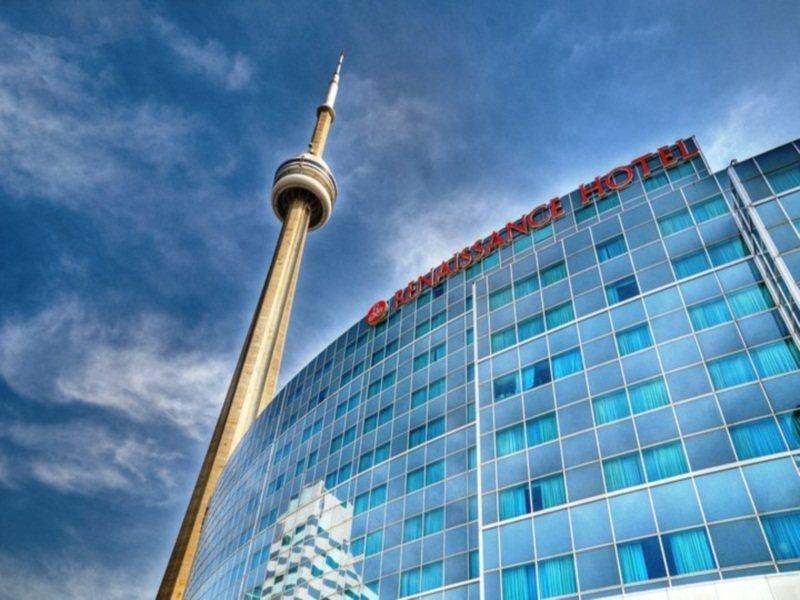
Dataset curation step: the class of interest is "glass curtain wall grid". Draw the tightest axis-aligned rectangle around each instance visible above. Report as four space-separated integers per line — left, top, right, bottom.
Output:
184 138 800 600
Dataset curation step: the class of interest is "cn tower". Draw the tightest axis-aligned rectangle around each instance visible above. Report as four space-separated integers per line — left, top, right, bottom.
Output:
158 52 345 599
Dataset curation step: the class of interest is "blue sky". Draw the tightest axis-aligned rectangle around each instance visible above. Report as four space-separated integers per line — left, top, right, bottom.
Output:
0 1 799 597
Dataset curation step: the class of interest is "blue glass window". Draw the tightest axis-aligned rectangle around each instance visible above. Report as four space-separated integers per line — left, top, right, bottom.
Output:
575 203 598 224
410 425 427 448
411 386 428 408
672 250 710 279
662 528 716 575
606 275 639 305
539 555 577 598
430 342 446 362
767 163 800 193
540 261 567 287
688 297 732 330
515 274 539 298
494 372 520 401
596 235 627 262
496 423 526 457
707 352 756 390
658 209 693 236
499 484 531 520
691 195 728 223
518 314 545 341
413 352 429 371
708 236 748 266
728 283 774 318
526 412 558 446
424 508 445 535
762 511 800 559
426 460 445 485
618 536 666 583
501 563 536 600
354 492 370 514
730 418 786 459
778 411 800 449
551 349 583 379
616 323 653 356
598 191 621 213
603 452 645 491
531 474 567 511
404 515 423 542
642 441 688 481
350 536 365 556
545 302 574 329
628 378 669 414
365 530 382 556
644 171 669 192
400 568 420 596
522 359 550 390
492 326 517 353
751 339 800 377
490 286 514 310
407 468 425 492
429 377 446 399
592 390 629 424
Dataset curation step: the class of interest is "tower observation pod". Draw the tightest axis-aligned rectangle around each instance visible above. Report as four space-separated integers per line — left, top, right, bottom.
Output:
158 52 345 599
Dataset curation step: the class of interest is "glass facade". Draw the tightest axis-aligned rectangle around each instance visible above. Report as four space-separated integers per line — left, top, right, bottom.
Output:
185 138 800 599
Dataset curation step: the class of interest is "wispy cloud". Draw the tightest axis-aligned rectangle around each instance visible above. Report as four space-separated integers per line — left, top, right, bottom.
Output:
152 16 253 91
0 420 177 501
0 299 230 439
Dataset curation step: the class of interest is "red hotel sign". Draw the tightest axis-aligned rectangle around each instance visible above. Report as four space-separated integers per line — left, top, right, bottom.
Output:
365 139 700 324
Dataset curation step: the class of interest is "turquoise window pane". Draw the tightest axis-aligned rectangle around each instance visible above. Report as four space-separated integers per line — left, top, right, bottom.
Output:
540 262 567 287
628 378 669 414
592 390 630 424
494 372 520 401
672 250 710 279
426 460 445 484
365 531 382 555
662 528 716 575
616 323 653 356
644 171 669 191
707 352 756 390
597 235 627 262
691 195 728 223
404 515 423 541
502 563 536 600
427 417 445 439
531 474 566 510
424 508 444 534
421 561 443 591
374 442 390 463
496 424 526 457
751 339 800 377
371 485 386 507
778 411 800 449
538 555 577 598
526 412 558 446
642 441 688 481
351 537 364 556
575 204 597 223
688 297 732 330
400 569 420 596
514 234 533 253
762 511 800 559
658 209 693 236
411 387 428 408
465 261 481 280
413 353 428 371
469 550 480 579
492 326 517 352
417 291 431 307
490 286 514 310
484 251 500 271
514 274 539 298
618 537 666 583
534 223 552 243
728 283 774 318
545 302 574 329
499 484 531 520
597 192 620 213
354 493 369 514
551 349 583 379
407 469 424 492
606 275 639 304
522 359 551 389
730 418 786 459
669 161 695 182
767 163 800 193
410 426 426 448
708 236 748 266
603 452 645 491
431 311 446 329
430 343 446 362
518 314 545 341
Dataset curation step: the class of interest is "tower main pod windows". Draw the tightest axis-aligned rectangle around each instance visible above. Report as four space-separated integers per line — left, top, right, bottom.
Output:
185 139 800 600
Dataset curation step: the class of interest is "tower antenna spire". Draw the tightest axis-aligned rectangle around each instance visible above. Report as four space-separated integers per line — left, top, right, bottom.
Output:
309 50 345 156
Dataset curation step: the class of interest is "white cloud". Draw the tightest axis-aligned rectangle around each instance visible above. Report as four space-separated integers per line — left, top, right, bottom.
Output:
701 74 800 170
0 420 177 501
0 551 157 600
0 300 230 439
152 16 253 91
0 21 197 209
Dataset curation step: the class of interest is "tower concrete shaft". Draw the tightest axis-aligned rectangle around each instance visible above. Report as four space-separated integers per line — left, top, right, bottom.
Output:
158 53 343 599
